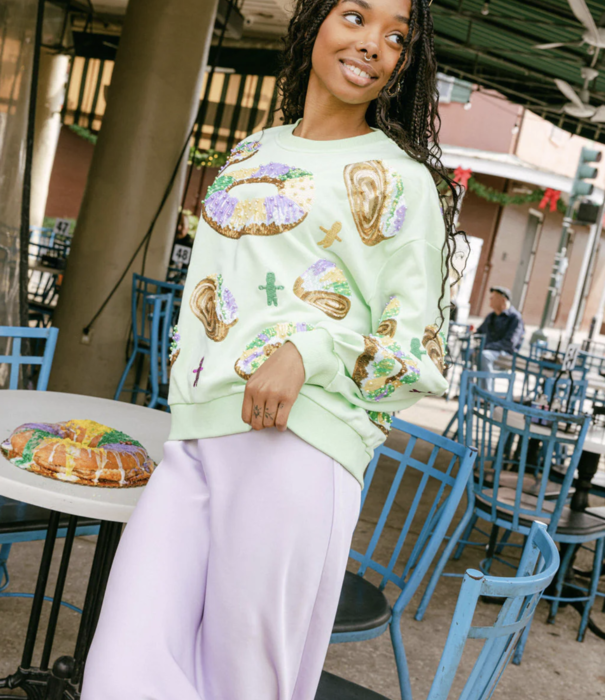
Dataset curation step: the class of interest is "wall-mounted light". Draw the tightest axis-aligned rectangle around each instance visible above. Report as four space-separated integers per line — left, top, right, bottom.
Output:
512 123 520 135
481 1 490 16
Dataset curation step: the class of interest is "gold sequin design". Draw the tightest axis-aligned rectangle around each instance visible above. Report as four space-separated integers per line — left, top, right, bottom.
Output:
344 161 407 246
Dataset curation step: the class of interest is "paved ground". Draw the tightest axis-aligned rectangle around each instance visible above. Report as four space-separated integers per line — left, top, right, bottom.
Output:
1 395 604 699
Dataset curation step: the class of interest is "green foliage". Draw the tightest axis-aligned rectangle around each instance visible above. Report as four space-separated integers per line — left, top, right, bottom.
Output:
439 176 567 214
189 147 228 169
69 124 98 145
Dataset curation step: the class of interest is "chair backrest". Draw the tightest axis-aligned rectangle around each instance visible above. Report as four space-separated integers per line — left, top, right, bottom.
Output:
465 384 589 534
130 273 183 350
576 349 605 377
427 521 559 700
147 294 172 409
352 418 476 616
457 370 514 442
543 376 588 415
528 340 565 363
0 326 59 390
511 352 563 402
581 337 605 357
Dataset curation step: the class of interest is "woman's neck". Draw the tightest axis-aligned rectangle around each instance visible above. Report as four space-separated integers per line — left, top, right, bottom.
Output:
292 70 372 141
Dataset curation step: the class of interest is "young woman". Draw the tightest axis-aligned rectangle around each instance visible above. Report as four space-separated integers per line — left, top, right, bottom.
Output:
82 0 460 697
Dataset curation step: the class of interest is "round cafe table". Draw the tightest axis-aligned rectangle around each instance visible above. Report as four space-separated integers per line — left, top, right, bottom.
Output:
0 390 170 700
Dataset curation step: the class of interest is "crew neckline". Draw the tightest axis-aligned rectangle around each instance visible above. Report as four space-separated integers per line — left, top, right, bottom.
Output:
276 118 389 152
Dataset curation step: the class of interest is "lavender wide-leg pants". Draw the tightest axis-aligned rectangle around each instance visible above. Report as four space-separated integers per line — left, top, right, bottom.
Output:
81 429 361 700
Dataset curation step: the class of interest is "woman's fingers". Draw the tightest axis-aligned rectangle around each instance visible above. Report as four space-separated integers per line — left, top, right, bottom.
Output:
263 397 279 428
275 399 292 432
250 398 265 430
241 386 254 425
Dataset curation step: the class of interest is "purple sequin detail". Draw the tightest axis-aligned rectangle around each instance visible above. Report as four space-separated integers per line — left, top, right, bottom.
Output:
295 322 308 333
310 259 334 275
222 286 238 318
256 163 291 178
258 333 270 342
392 205 406 232
205 190 237 227
264 196 305 226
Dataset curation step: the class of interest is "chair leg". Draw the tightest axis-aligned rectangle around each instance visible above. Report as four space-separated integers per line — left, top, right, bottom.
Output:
390 616 413 700
578 537 605 642
131 353 146 404
442 411 457 439
415 505 476 621
114 352 138 401
0 543 12 592
482 525 500 574
548 543 576 624
453 513 478 561
495 529 512 556
512 616 534 666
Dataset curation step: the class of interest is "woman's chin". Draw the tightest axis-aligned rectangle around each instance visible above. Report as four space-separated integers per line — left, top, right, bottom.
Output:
329 83 379 106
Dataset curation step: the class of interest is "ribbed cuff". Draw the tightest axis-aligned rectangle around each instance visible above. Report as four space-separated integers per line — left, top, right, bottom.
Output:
286 329 340 387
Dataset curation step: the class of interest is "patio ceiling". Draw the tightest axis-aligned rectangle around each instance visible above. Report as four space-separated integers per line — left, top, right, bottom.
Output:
432 0 605 143
67 0 605 143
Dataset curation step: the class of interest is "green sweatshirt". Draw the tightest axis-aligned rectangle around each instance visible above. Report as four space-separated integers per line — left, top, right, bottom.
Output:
168 122 449 487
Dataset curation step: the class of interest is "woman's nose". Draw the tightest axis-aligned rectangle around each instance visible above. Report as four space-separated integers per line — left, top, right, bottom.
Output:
359 41 379 60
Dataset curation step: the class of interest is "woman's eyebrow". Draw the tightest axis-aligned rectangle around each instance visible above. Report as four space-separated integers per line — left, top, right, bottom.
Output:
341 0 410 25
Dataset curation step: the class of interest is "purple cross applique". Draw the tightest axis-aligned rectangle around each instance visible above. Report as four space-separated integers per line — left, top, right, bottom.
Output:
193 357 204 387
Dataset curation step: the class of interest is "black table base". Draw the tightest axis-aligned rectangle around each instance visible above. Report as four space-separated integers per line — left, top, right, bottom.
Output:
0 512 122 700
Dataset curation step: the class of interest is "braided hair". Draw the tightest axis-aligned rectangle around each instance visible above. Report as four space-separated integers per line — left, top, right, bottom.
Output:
271 0 465 329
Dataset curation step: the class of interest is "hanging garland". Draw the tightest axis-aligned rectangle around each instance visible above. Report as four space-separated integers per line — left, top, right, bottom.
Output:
69 124 98 145
189 147 228 169
69 125 229 169
439 166 566 214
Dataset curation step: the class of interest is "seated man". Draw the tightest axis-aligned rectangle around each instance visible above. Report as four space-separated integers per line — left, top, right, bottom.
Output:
477 286 524 389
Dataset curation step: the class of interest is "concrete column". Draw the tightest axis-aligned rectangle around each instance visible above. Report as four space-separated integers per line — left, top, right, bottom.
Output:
50 0 218 397
30 49 70 228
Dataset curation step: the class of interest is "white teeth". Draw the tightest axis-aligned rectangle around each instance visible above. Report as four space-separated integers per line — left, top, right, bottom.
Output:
344 62 372 80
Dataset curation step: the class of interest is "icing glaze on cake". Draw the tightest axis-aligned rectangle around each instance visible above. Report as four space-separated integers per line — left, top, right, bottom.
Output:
1 420 155 487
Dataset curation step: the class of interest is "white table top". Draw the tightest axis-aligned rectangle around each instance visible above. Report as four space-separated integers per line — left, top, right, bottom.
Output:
493 405 605 455
0 391 171 523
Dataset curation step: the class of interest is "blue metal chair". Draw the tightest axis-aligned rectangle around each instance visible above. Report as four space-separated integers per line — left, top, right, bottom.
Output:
445 385 604 647
317 521 559 700
529 339 565 363
512 352 589 404
0 326 58 390
543 376 588 415
418 371 514 620
114 274 182 406
328 418 476 700
0 326 99 599
444 325 485 402
146 294 172 410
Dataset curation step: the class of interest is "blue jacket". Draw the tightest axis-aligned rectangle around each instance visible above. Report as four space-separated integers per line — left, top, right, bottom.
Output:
477 306 524 355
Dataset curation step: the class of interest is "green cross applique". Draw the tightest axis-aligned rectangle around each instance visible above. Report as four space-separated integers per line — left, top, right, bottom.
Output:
259 272 284 306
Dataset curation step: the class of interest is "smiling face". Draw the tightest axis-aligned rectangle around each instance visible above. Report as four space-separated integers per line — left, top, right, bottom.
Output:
311 0 412 107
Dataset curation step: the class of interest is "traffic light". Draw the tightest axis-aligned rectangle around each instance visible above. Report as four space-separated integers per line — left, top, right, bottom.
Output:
571 147 602 197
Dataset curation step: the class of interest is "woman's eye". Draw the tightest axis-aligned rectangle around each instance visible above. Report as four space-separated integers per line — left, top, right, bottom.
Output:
343 12 363 25
387 32 404 46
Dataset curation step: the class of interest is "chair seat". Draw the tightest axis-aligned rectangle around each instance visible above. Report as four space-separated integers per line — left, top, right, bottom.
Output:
476 488 605 537
0 496 99 535
315 672 389 700
479 468 561 498
332 571 392 634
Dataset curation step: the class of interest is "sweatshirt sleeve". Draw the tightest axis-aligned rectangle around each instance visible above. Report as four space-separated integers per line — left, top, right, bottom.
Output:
286 164 449 412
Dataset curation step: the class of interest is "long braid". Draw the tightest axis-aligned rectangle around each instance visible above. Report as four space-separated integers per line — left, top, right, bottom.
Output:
272 0 466 330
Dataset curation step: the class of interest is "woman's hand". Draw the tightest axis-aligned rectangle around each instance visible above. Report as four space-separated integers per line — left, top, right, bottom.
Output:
242 341 305 431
